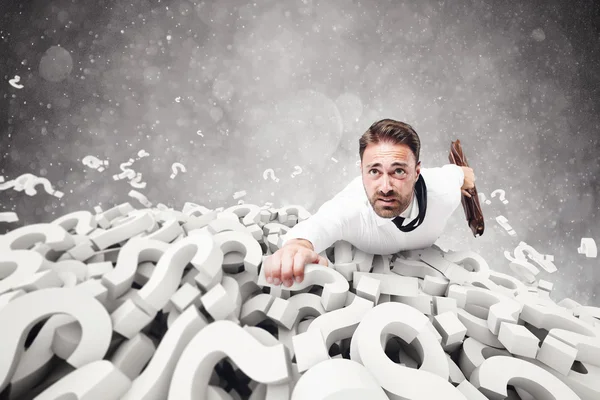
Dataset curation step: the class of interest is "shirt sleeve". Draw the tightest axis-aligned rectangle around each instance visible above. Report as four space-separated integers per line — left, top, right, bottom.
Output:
280 190 358 255
441 164 464 189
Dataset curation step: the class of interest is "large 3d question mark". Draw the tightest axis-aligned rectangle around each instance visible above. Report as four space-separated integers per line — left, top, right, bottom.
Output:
0 250 56 296
33 360 131 400
0 222 75 254
292 358 389 400
470 356 581 399
349 302 468 399
111 230 225 338
168 319 291 400
258 263 350 312
0 287 112 393
121 305 209 400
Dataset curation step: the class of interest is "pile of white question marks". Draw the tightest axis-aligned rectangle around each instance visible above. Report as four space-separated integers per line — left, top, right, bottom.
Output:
0 200 599 400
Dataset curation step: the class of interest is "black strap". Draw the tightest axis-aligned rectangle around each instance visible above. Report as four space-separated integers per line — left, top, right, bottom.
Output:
392 174 427 232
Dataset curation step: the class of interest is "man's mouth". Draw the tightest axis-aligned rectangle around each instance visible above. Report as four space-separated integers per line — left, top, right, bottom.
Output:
379 199 396 203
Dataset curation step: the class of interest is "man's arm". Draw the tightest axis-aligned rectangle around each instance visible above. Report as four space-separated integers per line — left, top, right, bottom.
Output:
280 197 355 255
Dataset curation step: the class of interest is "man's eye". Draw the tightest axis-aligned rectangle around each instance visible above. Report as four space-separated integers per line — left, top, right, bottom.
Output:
368 169 405 175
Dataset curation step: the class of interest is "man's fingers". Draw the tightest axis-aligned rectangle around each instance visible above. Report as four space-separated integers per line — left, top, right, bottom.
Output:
279 250 295 286
264 254 274 283
317 254 329 267
292 252 306 284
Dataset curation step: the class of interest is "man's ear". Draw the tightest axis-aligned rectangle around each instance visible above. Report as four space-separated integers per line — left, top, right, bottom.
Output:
415 160 421 176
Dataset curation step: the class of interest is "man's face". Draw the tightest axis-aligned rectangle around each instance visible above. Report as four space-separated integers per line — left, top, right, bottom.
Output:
361 142 421 218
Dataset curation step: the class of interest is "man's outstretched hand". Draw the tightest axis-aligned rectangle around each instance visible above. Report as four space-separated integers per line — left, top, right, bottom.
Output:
263 239 329 287
460 166 476 197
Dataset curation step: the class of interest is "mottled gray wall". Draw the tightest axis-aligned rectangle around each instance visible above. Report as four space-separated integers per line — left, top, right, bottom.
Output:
1 0 599 305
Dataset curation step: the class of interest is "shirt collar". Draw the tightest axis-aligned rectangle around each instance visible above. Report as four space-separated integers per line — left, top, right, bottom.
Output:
373 190 419 227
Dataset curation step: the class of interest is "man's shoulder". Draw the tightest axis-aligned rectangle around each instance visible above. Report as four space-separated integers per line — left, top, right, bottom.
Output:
421 164 460 197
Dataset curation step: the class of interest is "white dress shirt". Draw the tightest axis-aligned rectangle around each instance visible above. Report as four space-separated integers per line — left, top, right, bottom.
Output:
281 164 465 255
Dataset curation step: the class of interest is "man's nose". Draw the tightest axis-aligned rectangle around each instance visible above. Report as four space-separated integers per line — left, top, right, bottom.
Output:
380 175 394 194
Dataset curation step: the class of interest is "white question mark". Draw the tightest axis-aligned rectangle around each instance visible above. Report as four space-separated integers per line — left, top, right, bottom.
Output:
491 189 508 204
477 193 492 205
12 175 63 199
263 169 279 183
290 166 303 178
8 75 24 89
129 172 146 189
170 163 187 179
82 155 108 172
495 215 516 236
113 159 136 181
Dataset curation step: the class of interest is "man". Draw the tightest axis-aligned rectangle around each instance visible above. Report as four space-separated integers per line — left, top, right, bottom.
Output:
263 118 476 288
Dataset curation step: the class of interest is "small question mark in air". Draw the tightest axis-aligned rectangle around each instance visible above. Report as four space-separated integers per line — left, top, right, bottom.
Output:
495 215 516 236
170 163 187 179
82 155 108 172
9 75 24 89
113 159 136 181
491 189 508 204
478 193 492 205
290 166 303 178
263 169 279 183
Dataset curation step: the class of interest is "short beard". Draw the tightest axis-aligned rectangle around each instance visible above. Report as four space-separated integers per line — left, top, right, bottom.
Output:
371 189 414 218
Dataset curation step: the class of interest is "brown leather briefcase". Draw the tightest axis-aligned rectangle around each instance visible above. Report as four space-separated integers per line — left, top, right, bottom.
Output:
448 139 485 237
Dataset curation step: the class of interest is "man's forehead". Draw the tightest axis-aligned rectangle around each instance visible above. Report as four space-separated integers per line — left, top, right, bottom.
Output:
363 144 417 166
365 160 412 168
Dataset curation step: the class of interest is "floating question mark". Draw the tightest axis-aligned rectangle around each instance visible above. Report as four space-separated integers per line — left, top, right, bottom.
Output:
12 175 64 199
263 169 279 183
477 193 492 205
290 166 303 178
170 163 186 179
128 173 146 189
491 189 508 204
495 215 516 236
9 75 24 89
113 159 136 181
82 156 108 172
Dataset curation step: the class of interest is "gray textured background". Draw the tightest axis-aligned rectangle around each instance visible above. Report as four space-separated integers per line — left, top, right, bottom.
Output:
1 0 599 305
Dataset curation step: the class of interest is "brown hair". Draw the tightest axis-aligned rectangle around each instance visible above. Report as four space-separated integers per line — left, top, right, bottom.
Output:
358 119 421 166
